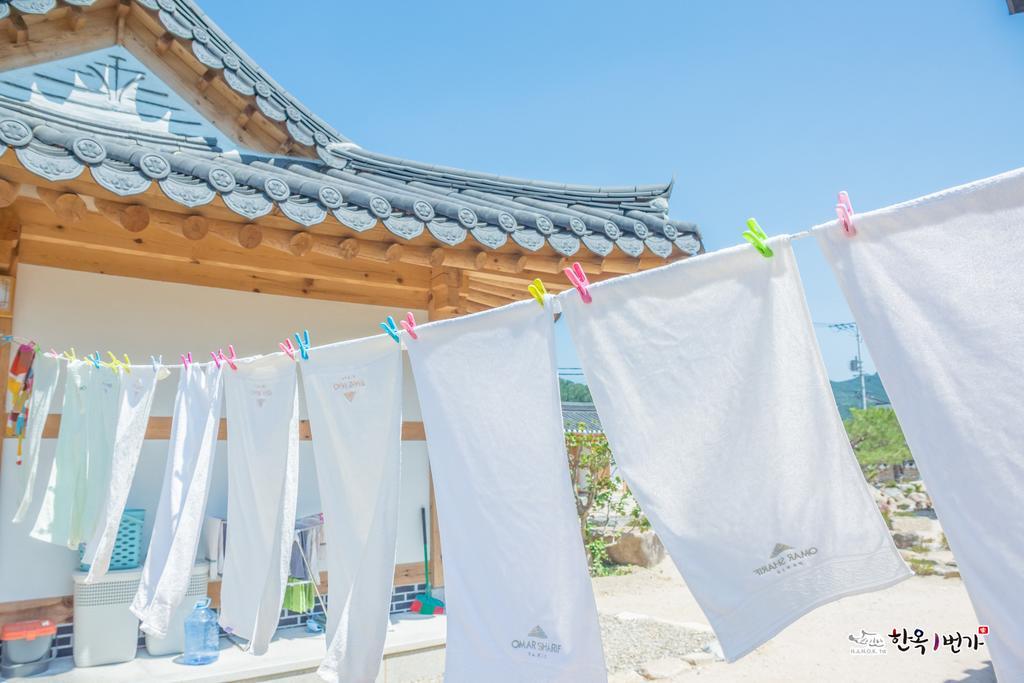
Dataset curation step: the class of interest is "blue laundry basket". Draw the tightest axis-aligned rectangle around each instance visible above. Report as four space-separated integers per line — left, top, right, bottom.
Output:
78 508 145 571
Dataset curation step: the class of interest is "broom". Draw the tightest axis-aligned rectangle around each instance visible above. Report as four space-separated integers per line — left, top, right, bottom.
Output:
410 506 445 615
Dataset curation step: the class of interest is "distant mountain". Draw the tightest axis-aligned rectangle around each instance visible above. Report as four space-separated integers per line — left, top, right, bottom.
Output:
559 378 592 402
831 373 890 421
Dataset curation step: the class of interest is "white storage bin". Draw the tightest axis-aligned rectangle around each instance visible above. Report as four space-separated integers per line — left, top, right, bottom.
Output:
72 569 141 667
144 564 210 656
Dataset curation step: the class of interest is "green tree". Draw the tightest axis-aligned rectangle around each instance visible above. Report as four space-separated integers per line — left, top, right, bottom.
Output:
844 407 912 467
559 379 592 402
565 428 648 575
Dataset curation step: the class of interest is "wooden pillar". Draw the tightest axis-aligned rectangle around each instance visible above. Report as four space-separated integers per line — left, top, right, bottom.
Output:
0 206 22 479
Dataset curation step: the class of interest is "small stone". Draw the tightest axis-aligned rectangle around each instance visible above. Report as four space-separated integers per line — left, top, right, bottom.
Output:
639 657 689 680
683 652 717 667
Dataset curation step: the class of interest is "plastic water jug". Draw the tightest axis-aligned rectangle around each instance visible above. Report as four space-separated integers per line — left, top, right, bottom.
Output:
182 597 219 665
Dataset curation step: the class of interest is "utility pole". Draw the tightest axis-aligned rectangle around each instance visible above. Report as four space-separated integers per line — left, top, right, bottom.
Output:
829 322 867 410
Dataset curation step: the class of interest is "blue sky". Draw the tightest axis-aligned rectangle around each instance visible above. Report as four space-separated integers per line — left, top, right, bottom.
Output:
203 0 1024 380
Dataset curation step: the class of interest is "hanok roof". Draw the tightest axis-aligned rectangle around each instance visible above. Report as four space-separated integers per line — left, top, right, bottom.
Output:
0 0 702 313
563 402 603 435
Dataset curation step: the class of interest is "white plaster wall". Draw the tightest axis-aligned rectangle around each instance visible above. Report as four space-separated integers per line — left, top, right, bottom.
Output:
0 265 430 603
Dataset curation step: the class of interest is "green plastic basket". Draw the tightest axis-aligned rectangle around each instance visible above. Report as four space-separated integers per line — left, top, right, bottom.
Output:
78 508 145 571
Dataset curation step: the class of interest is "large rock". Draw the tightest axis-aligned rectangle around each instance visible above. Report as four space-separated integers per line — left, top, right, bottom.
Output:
607 531 666 568
892 531 922 549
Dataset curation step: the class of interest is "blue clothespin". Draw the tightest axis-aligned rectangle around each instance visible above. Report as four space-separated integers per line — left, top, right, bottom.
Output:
380 316 400 344
87 351 102 369
293 329 310 360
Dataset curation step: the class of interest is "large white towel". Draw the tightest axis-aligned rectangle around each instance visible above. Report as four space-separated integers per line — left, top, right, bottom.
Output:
83 365 164 581
406 301 607 683
11 354 62 524
817 169 1024 681
300 336 402 683
219 354 300 655
560 240 910 661
31 362 121 549
132 362 224 637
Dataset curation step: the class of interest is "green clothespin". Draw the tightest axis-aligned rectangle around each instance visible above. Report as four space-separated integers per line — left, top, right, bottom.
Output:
742 218 773 258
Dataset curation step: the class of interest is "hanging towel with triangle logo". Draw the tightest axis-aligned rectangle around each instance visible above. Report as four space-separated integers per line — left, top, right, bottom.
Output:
300 335 403 683
219 354 300 655
406 300 608 682
560 239 910 661
817 168 1024 682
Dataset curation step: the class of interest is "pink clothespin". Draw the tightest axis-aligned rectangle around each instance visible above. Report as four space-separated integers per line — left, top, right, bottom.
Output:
400 312 418 340
181 352 192 370
280 338 297 360
563 262 592 304
221 344 238 370
836 191 856 237
210 350 222 368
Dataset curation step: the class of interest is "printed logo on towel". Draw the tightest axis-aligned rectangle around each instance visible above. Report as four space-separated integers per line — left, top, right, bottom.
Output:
511 625 562 659
332 374 366 403
251 383 272 408
848 629 888 655
752 542 818 576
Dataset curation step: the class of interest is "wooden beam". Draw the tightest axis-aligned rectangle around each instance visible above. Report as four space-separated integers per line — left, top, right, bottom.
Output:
0 207 19 500
197 69 216 93
0 179 19 208
236 104 256 130
115 0 130 44
66 6 86 32
358 241 403 264
94 198 150 232
479 252 528 274
432 249 486 270
464 289 517 309
428 267 461 319
338 237 360 260
8 15 28 45
156 31 173 54
181 215 209 240
40 415 426 441
600 257 641 274
36 188 86 224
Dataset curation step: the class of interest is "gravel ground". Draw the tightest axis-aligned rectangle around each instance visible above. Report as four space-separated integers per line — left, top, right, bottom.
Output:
599 613 714 674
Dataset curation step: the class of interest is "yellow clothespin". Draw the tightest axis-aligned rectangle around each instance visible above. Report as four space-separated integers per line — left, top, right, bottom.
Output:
63 347 77 362
528 278 547 307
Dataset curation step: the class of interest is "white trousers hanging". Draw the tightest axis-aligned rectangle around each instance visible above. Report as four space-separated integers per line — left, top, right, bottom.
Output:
132 363 224 637
560 240 910 661
83 365 163 581
12 354 62 524
301 336 402 683
817 168 1024 681
219 355 299 655
406 301 607 683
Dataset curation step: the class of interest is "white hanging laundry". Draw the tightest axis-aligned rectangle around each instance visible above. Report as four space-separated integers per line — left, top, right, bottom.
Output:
817 169 1024 681
30 362 121 549
132 362 224 637
300 336 402 683
219 354 300 655
406 301 607 683
11 354 63 524
560 240 910 662
83 365 165 581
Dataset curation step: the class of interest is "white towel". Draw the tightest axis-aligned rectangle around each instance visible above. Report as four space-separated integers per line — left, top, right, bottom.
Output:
30 362 121 549
11 354 62 524
817 169 1024 681
300 336 402 683
132 362 224 637
83 365 164 581
560 240 911 661
406 301 607 683
219 354 300 655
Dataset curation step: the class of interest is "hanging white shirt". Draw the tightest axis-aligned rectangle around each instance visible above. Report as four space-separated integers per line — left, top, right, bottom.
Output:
12 354 63 524
560 239 910 661
817 168 1024 681
219 354 300 655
